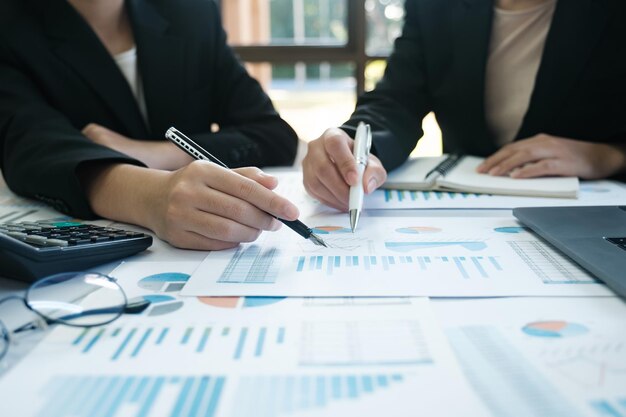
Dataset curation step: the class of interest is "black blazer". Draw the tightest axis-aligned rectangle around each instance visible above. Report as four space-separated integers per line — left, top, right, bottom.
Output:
0 0 298 218
344 0 626 172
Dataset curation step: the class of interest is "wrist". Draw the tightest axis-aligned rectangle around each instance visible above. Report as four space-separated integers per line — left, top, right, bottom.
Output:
603 144 626 177
140 141 194 170
82 163 170 231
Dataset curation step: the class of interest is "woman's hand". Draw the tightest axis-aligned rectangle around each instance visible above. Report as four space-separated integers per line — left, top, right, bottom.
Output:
82 162 299 250
302 128 387 211
82 123 193 170
478 134 626 179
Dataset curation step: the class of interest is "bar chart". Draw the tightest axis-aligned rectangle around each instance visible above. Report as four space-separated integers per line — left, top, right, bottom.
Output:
383 190 485 203
230 373 407 417
590 399 626 417
292 254 503 279
217 245 281 284
36 375 226 417
447 326 584 417
507 241 596 284
69 324 288 362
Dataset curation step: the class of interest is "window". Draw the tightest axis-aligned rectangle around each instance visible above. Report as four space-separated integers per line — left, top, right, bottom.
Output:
217 0 441 155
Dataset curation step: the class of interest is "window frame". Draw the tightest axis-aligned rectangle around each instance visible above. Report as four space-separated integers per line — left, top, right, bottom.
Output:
215 0 390 95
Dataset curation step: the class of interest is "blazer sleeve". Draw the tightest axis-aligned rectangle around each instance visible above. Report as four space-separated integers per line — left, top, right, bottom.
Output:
0 43 145 219
341 0 432 171
185 1 298 168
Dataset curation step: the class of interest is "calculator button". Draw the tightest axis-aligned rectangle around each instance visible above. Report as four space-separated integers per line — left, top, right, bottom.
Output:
25 235 48 245
7 231 28 240
72 238 92 245
45 239 69 247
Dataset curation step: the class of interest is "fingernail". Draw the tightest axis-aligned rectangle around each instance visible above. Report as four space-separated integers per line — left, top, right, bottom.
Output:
488 168 499 176
367 178 378 193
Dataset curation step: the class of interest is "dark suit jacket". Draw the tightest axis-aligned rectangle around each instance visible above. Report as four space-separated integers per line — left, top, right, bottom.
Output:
344 0 626 172
0 0 298 218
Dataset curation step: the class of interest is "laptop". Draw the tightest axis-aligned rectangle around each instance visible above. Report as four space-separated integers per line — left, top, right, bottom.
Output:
513 206 626 298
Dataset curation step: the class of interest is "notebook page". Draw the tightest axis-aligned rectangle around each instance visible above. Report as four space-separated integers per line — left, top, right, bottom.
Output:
439 156 579 198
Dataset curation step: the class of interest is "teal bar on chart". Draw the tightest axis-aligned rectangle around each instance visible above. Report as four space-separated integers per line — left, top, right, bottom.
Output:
36 375 226 417
112 328 137 361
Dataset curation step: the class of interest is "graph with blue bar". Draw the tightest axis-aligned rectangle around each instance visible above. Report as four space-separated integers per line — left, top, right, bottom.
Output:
293 254 503 279
383 190 485 202
37 375 225 417
590 399 626 417
70 324 287 362
447 326 584 417
230 374 406 417
218 245 280 284
507 241 597 284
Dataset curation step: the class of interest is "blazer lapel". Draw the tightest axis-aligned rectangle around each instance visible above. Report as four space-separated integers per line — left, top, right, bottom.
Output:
517 0 608 139
128 0 185 138
42 0 149 138
451 0 495 154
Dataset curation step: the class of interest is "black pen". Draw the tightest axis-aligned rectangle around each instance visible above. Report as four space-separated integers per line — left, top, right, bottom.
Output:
165 127 328 247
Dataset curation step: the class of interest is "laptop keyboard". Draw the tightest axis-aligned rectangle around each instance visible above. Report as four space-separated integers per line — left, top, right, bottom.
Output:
605 237 626 251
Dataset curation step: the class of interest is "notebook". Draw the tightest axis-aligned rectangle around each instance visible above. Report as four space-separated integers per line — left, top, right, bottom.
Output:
383 155 579 198
514 206 626 297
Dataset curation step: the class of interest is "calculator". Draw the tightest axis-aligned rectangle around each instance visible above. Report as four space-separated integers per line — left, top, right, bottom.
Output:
0 219 153 282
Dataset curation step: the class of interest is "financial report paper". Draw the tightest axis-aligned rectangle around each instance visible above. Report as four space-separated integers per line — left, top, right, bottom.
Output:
182 215 612 297
0 262 490 417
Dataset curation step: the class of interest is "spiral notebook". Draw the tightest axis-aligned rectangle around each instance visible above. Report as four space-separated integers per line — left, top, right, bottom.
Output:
383 155 579 198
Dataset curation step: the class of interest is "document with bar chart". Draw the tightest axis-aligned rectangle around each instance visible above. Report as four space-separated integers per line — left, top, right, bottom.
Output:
434 297 626 417
364 180 626 209
0 286 491 417
182 215 612 297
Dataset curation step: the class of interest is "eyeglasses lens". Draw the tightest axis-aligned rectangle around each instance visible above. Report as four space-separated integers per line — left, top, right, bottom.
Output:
25 272 126 326
0 322 8 361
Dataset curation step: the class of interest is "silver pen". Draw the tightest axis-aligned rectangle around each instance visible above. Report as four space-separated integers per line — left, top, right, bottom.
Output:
348 122 372 232
165 127 328 247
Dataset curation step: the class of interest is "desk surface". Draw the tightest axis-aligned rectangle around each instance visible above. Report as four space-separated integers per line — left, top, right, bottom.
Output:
1 174 625 417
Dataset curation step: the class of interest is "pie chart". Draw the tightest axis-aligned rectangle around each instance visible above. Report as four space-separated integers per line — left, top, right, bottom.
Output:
312 226 351 234
138 272 190 293
198 296 286 309
396 227 442 234
522 321 589 338
130 294 184 316
494 227 528 234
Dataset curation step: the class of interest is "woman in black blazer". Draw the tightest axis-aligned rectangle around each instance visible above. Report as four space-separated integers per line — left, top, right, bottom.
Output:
0 0 300 249
303 0 626 210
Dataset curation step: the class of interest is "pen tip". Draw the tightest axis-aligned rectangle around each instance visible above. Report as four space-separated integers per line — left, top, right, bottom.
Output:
349 210 360 233
309 233 329 248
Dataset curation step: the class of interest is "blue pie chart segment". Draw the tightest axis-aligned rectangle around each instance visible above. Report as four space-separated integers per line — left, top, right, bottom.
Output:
138 272 190 293
132 294 184 317
243 297 286 308
522 321 589 338
494 227 528 234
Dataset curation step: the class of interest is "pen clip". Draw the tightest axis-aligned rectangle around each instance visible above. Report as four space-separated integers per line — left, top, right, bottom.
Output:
355 122 372 165
365 124 372 157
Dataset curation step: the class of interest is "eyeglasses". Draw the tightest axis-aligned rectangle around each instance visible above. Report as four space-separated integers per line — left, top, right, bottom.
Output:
0 271 150 362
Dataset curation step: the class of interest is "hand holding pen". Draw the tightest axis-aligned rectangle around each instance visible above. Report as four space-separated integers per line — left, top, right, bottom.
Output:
166 127 328 247
349 122 372 232
302 125 387 213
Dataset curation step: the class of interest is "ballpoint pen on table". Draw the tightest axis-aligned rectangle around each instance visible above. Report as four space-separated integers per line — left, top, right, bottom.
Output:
349 121 372 233
165 127 328 247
